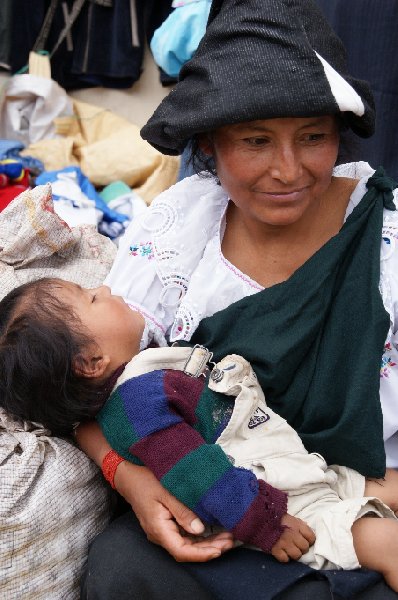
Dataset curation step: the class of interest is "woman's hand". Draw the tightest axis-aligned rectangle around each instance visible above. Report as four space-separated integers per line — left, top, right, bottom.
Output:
115 461 235 562
271 513 315 562
76 421 234 561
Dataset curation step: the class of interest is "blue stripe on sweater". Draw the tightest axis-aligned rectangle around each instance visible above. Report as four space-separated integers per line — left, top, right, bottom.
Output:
194 465 258 529
118 370 183 438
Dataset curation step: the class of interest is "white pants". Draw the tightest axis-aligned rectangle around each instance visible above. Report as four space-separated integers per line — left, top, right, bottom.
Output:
122 346 396 570
210 354 396 570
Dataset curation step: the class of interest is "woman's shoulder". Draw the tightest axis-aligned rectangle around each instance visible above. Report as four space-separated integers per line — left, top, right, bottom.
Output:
345 162 398 276
140 173 228 268
335 162 398 334
108 173 228 283
337 162 398 217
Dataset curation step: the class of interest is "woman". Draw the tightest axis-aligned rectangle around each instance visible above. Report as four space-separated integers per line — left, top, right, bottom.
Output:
78 0 398 598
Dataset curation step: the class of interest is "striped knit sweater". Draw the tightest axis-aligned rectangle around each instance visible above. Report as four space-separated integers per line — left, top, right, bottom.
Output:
96 367 287 552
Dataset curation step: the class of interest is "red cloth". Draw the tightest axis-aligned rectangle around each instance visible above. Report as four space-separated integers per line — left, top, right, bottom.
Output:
0 171 30 212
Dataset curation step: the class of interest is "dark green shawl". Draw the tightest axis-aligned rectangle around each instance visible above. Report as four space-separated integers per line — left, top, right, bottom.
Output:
188 168 397 478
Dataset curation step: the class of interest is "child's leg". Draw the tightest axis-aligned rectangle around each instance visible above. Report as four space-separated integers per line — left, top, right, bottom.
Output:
352 517 398 592
364 468 398 512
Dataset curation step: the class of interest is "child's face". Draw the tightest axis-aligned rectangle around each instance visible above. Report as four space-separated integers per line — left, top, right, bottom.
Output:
56 281 145 376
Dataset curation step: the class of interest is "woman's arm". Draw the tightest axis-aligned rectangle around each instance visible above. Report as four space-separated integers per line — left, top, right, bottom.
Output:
75 420 234 561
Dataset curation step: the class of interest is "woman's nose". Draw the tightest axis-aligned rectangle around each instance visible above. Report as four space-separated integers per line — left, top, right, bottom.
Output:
269 145 303 184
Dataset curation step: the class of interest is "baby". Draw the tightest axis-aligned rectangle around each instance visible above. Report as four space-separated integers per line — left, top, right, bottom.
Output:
1 277 398 590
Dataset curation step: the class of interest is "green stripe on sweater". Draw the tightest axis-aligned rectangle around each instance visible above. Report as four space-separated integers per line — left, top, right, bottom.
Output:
96 389 142 464
161 443 232 508
194 385 233 443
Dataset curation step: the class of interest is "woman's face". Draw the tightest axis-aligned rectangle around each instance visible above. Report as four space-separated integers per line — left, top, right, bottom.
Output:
202 116 340 228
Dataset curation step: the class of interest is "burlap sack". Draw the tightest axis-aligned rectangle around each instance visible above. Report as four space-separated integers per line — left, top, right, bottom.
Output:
0 184 117 598
0 183 116 299
0 410 112 599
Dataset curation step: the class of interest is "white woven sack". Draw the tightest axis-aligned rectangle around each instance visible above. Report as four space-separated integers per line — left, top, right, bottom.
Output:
0 410 112 599
0 184 117 597
0 183 117 299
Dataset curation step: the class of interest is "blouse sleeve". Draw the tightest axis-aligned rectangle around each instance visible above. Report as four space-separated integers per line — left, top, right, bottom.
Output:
104 211 171 346
379 192 398 448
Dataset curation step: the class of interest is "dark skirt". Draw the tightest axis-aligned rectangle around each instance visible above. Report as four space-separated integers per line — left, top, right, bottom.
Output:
81 510 398 600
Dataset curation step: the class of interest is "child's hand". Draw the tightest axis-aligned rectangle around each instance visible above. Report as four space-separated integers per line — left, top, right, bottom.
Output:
271 513 315 562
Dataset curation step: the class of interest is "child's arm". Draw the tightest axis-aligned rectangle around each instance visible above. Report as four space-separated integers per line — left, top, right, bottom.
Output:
75 420 235 561
97 369 288 552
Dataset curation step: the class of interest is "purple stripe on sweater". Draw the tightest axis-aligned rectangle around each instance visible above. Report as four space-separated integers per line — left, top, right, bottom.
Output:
232 479 288 553
131 422 204 479
164 370 205 425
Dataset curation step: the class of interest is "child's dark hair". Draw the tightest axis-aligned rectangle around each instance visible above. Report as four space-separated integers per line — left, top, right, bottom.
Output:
0 278 105 436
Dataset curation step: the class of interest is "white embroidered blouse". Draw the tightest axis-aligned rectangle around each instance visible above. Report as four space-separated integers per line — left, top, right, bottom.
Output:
105 162 398 468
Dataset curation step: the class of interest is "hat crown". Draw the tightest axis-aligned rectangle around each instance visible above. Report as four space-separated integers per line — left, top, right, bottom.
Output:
141 0 375 155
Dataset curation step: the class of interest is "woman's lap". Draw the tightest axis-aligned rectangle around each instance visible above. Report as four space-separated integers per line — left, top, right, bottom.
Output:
80 511 213 600
80 511 398 600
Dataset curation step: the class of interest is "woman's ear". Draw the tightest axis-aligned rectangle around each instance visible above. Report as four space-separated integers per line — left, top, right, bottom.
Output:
73 352 110 380
198 133 214 156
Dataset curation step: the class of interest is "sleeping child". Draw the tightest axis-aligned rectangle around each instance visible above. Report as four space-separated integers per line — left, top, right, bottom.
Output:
1 277 398 590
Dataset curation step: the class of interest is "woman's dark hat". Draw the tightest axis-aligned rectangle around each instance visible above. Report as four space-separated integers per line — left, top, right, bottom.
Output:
141 0 375 155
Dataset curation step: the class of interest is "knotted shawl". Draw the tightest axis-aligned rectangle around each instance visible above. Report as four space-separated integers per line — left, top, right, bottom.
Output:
189 168 397 477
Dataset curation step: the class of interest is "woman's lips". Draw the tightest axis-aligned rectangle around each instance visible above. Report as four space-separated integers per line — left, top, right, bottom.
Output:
256 187 309 201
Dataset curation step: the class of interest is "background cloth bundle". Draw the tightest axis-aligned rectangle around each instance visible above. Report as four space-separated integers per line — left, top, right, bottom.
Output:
0 184 116 599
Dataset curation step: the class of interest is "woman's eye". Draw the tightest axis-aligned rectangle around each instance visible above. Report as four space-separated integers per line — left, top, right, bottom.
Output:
244 137 269 147
303 133 326 143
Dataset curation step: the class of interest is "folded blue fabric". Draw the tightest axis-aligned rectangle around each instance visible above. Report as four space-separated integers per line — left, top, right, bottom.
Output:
0 139 24 159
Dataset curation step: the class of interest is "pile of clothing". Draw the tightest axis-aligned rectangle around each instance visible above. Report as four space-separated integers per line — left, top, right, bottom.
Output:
3 0 174 90
0 56 179 242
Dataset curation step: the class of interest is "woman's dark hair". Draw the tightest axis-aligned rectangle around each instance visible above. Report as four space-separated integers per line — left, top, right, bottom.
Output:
187 135 217 178
0 278 105 436
186 116 361 178
336 122 361 166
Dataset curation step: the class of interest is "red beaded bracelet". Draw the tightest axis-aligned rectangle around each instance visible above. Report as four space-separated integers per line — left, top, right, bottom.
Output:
101 449 125 489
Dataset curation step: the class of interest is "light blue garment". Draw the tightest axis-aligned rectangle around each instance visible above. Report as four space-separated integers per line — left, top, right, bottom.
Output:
150 0 211 78
0 139 24 158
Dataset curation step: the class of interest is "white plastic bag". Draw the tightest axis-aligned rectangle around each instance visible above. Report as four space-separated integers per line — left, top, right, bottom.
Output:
0 70 73 145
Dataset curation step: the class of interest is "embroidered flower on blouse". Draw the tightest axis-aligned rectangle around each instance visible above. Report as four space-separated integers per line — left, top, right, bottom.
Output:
381 226 398 253
382 225 398 241
380 342 397 378
129 241 154 260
